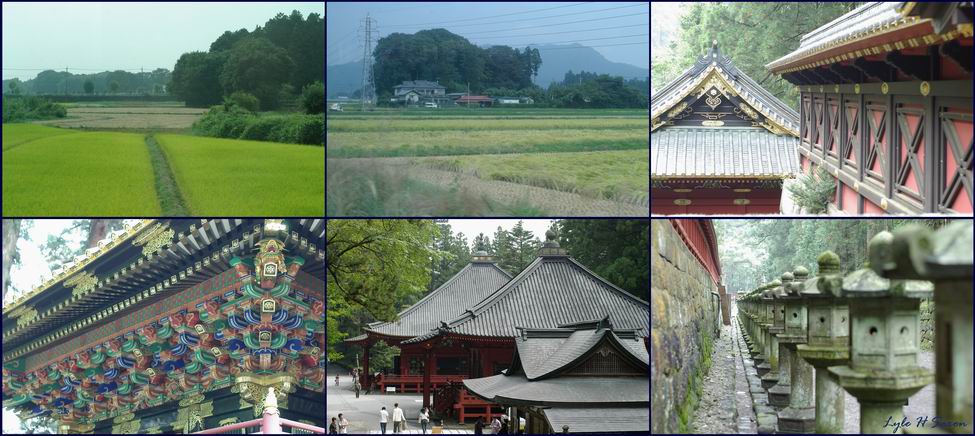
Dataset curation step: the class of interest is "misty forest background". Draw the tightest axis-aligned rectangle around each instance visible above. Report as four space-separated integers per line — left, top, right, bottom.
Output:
651 2 860 109
326 220 649 370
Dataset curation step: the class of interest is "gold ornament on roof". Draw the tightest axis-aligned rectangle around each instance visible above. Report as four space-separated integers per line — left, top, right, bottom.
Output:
919 81 930 96
15 307 38 328
133 224 175 257
66 271 99 298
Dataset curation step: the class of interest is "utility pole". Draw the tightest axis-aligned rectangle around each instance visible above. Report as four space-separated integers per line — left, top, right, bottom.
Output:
467 82 470 109
358 13 379 111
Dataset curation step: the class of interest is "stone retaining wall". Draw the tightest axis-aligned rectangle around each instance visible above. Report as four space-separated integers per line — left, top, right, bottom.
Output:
650 220 721 434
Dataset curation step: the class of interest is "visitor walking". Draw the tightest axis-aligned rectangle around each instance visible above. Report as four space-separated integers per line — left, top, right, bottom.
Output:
329 417 338 434
379 406 389 434
474 417 484 435
338 413 349 434
499 415 509 434
490 416 501 434
335 375 340 386
418 407 430 434
354 380 361 398
392 403 405 433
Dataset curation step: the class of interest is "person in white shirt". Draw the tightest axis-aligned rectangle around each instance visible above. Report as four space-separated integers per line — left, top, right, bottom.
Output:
338 413 349 434
379 406 389 434
392 403 405 433
418 407 430 434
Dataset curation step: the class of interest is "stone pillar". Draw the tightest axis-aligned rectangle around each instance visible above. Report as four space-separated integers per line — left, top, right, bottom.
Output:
829 231 934 435
718 284 731 326
873 222 973 433
768 274 794 409
778 267 815 433
796 251 848 434
761 287 784 387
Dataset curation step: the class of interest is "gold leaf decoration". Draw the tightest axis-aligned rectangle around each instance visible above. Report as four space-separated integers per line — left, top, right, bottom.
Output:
15 307 38 328
66 271 99 298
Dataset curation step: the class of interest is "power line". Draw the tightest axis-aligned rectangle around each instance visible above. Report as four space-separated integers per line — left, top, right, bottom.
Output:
2 67 168 72
384 3 648 30
441 12 649 36
381 2 593 28
327 29 357 51
469 23 648 39
528 41 649 50
511 33 649 46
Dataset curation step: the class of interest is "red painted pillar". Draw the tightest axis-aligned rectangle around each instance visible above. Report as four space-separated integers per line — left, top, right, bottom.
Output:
422 347 432 408
362 343 371 390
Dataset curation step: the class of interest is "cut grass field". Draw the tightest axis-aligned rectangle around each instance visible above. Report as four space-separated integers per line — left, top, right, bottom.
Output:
326 109 650 216
2 125 161 215
2 123 324 215
413 149 649 204
157 135 324 215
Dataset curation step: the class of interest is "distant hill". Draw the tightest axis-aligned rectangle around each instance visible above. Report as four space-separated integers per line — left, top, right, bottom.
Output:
326 61 362 98
325 42 648 96
532 44 648 87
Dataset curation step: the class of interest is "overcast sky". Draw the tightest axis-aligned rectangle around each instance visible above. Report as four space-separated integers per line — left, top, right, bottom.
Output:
446 219 555 247
326 1 649 68
1 2 324 80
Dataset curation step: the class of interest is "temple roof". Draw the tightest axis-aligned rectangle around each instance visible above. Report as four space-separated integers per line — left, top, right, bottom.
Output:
2 219 325 356
361 260 512 339
542 408 650 434
462 319 648 410
651 127 799 179
403 245 648 344
767 2 974 74
514 319 648 381
651 40 799 135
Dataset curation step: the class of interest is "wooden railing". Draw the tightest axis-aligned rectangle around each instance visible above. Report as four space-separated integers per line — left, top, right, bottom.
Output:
378 374 466 393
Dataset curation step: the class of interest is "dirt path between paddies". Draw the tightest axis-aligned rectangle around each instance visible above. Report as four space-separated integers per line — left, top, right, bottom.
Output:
332 157 649 217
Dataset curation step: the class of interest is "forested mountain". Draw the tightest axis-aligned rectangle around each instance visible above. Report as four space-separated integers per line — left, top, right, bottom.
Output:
533 44 648 87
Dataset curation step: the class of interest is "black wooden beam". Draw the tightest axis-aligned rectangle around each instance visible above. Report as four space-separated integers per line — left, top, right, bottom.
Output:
940 40 973 73
853 57 896 82
795 69 823 85
885 50 932 81
826 64 857 83
781 71 805 85
813 67 846 84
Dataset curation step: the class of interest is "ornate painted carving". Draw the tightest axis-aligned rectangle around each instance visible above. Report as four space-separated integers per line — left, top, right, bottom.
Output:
66 271 99 298
13 306 38 329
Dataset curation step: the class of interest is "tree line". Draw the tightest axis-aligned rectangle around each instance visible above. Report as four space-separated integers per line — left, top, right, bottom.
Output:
4 69 171 96
326 219 649 367
169 10 324 109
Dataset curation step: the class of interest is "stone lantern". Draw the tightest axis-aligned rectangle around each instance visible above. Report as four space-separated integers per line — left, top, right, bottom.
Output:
768 273 795 409
796 251 849 434
871 222 973 433
760 281 785 386
777 267 816 433
828 231 934 434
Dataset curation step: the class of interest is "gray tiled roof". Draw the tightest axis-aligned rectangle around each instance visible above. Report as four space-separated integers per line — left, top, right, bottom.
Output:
651 42 799 134
517 327 649 380
403 256 649 343
542 408 650 433
463 374 648 405
363 261 511 338
768 2 908 71
651 127 799 178
394 80 446 89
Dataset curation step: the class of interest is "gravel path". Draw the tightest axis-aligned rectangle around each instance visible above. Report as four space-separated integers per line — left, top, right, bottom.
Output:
331 158 649 216
690 324 738 434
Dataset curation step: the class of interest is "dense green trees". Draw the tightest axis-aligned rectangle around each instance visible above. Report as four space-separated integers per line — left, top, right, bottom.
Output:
2 96 66 122
170 10 323 109
170 52 226 107
301 81 324 114
373 29 540 96
83 80 94 95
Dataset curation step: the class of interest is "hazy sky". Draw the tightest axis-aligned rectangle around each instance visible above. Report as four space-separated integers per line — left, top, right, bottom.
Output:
1 2 325 80
446 219 555 247
326 2 649 68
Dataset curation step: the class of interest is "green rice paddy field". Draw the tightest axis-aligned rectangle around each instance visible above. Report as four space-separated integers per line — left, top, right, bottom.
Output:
326 108 650 216
2 124 324 216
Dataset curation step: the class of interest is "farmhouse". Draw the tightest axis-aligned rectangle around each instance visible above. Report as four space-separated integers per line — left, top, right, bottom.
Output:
391 80 451 106
494 96 534 105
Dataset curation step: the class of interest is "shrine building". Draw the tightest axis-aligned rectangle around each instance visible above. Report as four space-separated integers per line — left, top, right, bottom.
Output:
651 41 801 215
1 219 325 434
767 1 974 214
345 231 649 426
